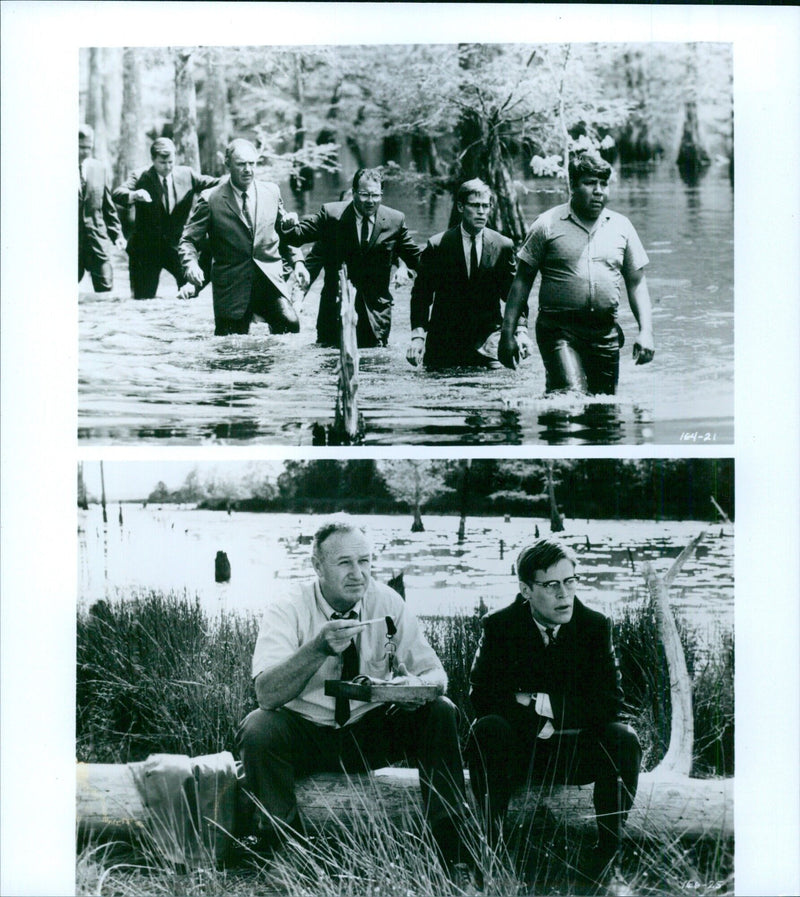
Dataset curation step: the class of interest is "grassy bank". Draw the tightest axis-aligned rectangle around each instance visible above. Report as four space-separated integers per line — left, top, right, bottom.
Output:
77 589 733 776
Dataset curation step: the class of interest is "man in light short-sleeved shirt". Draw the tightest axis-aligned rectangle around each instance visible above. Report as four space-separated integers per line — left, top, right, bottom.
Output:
499 151 655 395
236 517 468 871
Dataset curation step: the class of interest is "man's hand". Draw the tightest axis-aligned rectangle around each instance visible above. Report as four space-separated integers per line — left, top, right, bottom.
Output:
406 335 425 367
294 261 310 291
281 210 300 232
313 618 366 658
391 266 414 289
498 331 520 370
177 282 197 300
516 326 533 360
633 330 655 365
390 661 443 707
132 189 152 203
184 261 205 289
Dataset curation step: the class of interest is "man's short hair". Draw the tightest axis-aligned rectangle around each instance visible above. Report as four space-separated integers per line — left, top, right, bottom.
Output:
224 138 257 167
151 137 176 159
352 168 383 193
516 538 577 585
79 123 94 142
457 178 491 205
312 516 370 561
568 151 613 186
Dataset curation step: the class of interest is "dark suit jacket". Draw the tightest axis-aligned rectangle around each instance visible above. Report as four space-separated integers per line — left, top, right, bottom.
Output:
79 158 122 262
410 225 517 367
282 201 421 346
179 179 304 321
113 165 219 257
470 596 625 733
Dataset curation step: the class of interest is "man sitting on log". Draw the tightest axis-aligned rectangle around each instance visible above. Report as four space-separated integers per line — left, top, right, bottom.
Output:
467 538 641 884
236 516 469 870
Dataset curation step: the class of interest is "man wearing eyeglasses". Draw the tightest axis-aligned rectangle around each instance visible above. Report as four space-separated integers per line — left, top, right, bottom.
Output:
406 179 531 369
467 538 640 884
280 168 421 347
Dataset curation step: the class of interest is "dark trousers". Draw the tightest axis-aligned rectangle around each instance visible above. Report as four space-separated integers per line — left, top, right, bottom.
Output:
128 244 189 299
215 271 300 337
468 715 640 852
236 699 467 839
78 245 113 292
536 312 624 396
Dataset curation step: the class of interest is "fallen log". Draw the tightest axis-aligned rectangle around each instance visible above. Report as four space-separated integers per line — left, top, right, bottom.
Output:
77 762 732 852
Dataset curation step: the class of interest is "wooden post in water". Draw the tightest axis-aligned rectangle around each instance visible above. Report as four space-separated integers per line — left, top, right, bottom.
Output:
100 461 108 524
331 265 361 444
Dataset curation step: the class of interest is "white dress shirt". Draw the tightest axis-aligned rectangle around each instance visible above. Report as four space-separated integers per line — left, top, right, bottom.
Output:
460 224 484 277
252 577 446 727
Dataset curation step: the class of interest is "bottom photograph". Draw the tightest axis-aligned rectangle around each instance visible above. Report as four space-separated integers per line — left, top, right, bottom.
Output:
76 458 734 897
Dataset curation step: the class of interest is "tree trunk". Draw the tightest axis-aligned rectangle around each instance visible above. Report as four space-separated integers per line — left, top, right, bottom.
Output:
411 507 425 533
645 532 704 777
457 459 471 541
86 48 109 165
173 49 201 170
202 48 229 176
547 462 564 533
115 48 146 188
100 461 107 525
77 463 89 511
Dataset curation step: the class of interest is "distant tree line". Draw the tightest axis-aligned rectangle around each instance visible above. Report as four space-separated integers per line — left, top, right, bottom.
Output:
144 459 734 523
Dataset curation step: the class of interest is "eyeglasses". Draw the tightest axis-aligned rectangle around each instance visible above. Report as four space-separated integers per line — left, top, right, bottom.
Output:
532 575 580 594
357 192 382 200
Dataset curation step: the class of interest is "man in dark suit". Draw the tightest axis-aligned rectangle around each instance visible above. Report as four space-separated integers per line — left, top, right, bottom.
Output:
179 139 309 336
113 138 220 299
280 168 421 347
468 538 640 881
406 179 530 369
79 124 123 292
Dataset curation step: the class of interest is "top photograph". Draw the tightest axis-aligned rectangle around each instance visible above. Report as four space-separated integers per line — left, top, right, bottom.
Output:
78 42 733 447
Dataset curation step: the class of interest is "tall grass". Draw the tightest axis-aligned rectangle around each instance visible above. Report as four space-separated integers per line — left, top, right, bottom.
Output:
77 589 734 776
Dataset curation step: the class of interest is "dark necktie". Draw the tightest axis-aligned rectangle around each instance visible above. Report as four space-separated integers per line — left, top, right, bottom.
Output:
162 177 171 214
469 235 478 281
332 611 359 726
360 215 370 250
545 627 556 647
241 190 254 233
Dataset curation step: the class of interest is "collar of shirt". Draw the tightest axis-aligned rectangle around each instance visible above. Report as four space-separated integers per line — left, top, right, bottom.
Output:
460 225 483 267
532 618 561 645
233 182 256 213
354 209 375 236
563 202 610 234
313 580 363 621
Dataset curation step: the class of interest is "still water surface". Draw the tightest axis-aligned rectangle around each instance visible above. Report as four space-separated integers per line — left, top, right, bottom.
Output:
79 164 733 445
78 507 733 638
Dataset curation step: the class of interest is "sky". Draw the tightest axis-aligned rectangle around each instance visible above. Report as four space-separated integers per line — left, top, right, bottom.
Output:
80 460 283 501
